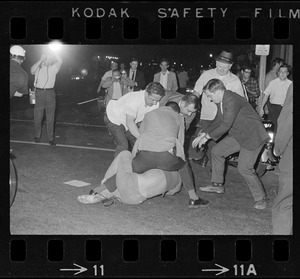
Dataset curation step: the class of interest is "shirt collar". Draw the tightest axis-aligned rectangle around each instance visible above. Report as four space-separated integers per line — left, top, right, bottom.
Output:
161 70 169 75
214 68 231 79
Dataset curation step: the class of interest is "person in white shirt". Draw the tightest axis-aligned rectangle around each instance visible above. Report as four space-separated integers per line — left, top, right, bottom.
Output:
96 60 118 94
192 50 244 167
262 57 284 117
30 50 62 146
153 58 178 93
104 82 165 157
259 64 292 133
102 70 135 105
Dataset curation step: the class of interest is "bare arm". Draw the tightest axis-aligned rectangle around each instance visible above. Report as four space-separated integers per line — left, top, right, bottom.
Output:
126 114 141 139
258 94 269 117
97 80 104 93
30 54 45 74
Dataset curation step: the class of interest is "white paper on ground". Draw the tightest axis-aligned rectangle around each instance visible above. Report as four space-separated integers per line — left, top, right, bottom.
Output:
64 180 91 187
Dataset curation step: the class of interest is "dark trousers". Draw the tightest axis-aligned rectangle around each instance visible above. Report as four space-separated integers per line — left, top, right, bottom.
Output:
268 103 282 133
104 114 136 158
211 136 267 201
34 89 56 141
178 87 186 95
196 119 216 162
272 171 293 234
104 150 195 193
249 101 257 111
132 150 195 191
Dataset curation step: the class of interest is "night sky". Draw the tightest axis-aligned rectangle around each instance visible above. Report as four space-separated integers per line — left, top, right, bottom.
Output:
20 44 250 75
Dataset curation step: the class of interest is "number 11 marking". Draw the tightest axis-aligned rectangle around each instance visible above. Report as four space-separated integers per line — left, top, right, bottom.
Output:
93 265 104 276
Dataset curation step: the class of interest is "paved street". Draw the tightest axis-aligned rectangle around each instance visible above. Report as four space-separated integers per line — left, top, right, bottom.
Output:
9 88 279 235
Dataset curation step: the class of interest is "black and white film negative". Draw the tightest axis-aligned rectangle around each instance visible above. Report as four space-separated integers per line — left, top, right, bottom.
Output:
1 1 299 278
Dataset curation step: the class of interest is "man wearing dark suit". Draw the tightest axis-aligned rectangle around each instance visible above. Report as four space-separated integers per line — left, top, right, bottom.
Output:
128 57 145 92
153 58 178 93
272 83 293 234
192 79 270 209
159 91 198 130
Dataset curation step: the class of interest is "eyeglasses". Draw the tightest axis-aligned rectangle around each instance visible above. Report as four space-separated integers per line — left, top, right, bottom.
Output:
244 70 251 74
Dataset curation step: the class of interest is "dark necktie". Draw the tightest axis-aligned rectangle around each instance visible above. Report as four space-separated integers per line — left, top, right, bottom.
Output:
132 70 136 82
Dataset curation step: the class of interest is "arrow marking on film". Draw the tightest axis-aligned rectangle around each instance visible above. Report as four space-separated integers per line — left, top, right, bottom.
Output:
60 263 88 275
202 263 229 276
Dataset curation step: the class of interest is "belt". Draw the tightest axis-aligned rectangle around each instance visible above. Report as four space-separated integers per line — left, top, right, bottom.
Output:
36 87 54 90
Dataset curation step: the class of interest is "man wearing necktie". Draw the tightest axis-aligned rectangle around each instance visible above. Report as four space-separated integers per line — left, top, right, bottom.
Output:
192 79 270 210
153 58 178 93
128 57 145 92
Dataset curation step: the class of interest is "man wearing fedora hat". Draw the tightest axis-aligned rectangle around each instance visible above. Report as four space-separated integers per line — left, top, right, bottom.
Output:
192 50 245 167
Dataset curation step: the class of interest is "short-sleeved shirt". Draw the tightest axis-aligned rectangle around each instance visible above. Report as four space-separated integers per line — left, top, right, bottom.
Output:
264 70 277 89
112 82 122 99
193 68 244 120
106 90 159 130
101 70 113 81
33 63 61 88
263 78 292 106
10 60 28 98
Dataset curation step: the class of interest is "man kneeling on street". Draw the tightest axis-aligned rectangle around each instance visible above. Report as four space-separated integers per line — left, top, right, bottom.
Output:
78 102 209 208
192 79 270 210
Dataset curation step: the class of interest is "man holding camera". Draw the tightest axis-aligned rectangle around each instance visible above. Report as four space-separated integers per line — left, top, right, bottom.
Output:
102 69 135 105
31 50 63 146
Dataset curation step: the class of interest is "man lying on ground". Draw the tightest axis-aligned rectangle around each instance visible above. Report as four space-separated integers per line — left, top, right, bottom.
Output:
78 102 209 208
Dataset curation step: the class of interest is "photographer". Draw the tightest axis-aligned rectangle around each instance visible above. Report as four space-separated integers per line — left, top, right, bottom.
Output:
30 50 63 146
102 69 135 106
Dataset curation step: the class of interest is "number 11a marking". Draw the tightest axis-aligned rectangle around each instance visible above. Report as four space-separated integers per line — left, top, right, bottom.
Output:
93 265 104 276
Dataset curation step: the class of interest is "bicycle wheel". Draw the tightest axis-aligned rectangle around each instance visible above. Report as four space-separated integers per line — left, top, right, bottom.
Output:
10 158 17 207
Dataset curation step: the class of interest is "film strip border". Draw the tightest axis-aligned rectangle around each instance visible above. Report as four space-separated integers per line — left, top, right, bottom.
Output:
1 1 300 277
2 1 300 43
1 236 294 277
8 16 291 41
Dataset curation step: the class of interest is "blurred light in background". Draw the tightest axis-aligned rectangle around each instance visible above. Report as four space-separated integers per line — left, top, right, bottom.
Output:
81 69 88 76
48 40 63 51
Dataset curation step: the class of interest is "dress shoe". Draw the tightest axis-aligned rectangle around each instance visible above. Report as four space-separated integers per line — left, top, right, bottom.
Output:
199 183 224 194
34 137 40 143
49 140 56 146
101 196 117 207
189 198 209 208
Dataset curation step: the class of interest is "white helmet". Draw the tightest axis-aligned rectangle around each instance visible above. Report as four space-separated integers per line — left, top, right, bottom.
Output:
10 45 26 57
